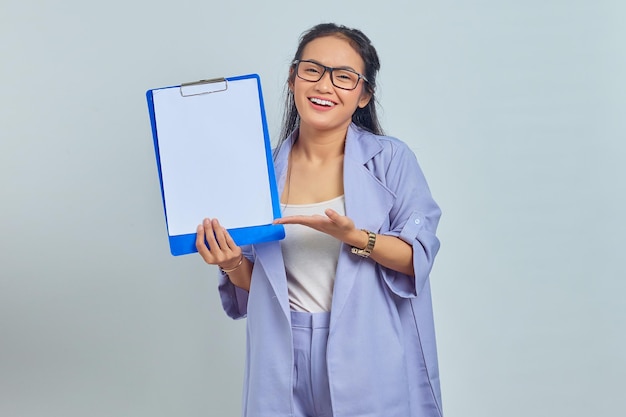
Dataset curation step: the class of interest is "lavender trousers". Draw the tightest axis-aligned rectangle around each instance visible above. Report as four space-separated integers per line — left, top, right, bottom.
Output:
291 311 333 417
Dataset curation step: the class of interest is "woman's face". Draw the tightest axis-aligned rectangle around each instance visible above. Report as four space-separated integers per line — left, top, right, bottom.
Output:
291 35 371 135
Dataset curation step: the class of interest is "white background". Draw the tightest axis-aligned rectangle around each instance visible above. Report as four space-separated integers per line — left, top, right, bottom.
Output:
1 1 624 416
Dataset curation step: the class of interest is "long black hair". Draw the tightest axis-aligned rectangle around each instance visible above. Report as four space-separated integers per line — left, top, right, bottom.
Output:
276 23 383 150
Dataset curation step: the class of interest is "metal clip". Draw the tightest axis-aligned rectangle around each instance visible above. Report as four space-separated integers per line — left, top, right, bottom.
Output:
180 78 228 97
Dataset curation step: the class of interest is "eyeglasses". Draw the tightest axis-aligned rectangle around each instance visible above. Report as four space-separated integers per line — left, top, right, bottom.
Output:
293 59 368 91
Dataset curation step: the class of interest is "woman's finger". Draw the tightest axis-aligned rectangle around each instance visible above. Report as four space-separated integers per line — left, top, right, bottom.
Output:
211 219 231 251
325 208 354 229
202 218 220 251
324 208 340 222
196 222 215 263
196 223 206 250
223 229 240 252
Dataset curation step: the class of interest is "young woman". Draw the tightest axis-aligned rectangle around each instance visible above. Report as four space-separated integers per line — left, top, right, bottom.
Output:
196 23 443 417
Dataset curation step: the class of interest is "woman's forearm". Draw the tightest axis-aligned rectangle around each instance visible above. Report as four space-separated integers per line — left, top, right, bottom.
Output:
351 230 414 276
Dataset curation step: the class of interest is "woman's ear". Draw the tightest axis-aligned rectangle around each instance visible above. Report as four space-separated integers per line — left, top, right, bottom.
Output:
288 67 295 92
357 89 372 109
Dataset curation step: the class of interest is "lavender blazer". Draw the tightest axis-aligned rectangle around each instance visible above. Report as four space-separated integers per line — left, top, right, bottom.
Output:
218 124 443 417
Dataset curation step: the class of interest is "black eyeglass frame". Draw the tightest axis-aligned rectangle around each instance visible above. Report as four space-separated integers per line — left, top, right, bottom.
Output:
292 59 369 91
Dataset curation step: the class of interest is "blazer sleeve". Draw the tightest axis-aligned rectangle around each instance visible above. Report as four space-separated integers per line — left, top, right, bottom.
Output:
379 142 442 298
217 245 254 319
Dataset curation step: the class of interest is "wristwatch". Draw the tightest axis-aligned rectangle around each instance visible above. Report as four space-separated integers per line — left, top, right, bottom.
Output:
351 229 376 258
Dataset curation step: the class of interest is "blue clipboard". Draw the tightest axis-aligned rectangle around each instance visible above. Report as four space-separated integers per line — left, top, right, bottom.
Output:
146 74 284 256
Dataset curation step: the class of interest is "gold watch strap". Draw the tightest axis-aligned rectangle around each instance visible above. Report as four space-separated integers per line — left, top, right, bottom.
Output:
351 229 376 258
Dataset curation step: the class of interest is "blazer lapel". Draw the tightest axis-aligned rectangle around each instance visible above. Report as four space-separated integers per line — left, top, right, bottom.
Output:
250 136 294 321
254 241 291 319
331 125 396 324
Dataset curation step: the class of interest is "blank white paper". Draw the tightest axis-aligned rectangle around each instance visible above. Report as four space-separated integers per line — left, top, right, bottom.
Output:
151 77 274 236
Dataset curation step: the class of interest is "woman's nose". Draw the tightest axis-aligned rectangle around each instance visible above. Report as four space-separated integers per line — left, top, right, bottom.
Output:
314 70 334 91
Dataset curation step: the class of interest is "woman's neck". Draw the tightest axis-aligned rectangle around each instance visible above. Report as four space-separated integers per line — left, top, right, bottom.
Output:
295 124 347 162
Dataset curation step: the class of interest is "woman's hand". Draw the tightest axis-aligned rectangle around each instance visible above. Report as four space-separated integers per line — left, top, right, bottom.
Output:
274 208 367 248
196 218 253 291
196 218 242 270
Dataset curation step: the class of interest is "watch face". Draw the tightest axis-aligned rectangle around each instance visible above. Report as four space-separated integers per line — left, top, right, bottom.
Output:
351 230 375 258
351 247 369 258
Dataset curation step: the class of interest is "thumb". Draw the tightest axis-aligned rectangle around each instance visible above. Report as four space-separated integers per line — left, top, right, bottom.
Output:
325 208 339 221
325 209 350 228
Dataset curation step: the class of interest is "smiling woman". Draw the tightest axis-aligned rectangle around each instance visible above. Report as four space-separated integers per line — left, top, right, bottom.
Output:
196 23 443 417
286 35 374 141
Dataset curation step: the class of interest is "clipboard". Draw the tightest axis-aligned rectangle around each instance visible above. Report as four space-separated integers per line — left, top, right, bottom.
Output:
146 74 285 256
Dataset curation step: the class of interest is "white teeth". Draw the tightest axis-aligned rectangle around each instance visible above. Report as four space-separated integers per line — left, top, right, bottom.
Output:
310 97 333 106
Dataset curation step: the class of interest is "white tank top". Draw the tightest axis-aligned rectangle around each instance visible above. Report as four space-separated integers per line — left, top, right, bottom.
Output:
280 195 345 312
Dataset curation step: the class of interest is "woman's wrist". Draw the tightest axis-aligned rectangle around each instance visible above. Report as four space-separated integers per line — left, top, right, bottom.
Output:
347 229 371 249
350 229 376 258
219 254 244 273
